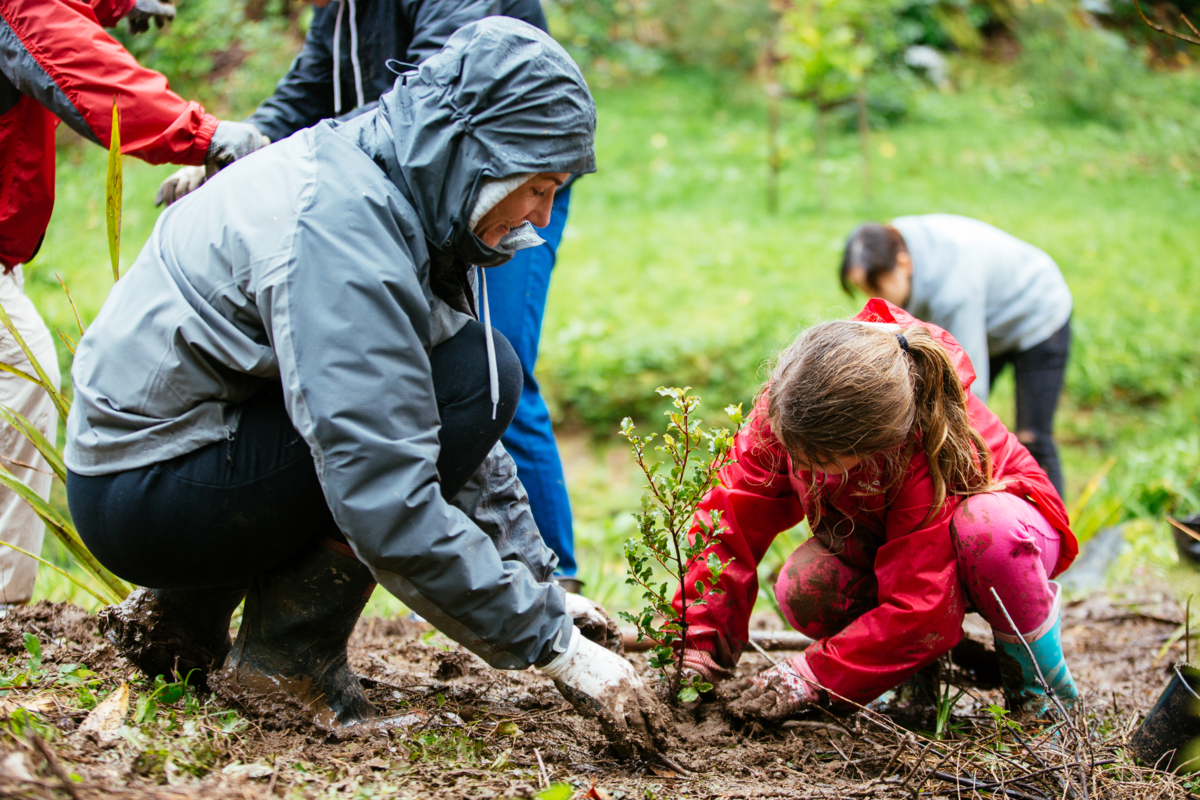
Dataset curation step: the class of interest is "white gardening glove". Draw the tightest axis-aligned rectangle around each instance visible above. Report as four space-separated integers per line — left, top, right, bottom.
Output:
563 593 623 654
727 652 822 721
155 165 207 207
541 627 670 757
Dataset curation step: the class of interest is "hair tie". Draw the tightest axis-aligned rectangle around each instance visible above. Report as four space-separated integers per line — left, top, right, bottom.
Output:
896 333 910 353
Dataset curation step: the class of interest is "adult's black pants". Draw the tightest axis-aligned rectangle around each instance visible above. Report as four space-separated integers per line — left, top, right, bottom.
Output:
67 321 522 591
988 319 1071 497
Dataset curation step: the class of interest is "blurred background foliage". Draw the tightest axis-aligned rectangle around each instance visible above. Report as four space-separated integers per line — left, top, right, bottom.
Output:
31 0 1200 609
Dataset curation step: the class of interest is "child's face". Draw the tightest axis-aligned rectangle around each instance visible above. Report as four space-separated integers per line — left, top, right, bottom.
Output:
793 453 865 475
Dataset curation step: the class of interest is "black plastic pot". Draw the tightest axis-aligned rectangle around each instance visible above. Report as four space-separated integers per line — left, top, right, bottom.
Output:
1131 663 1200 773
1172 514 1200 566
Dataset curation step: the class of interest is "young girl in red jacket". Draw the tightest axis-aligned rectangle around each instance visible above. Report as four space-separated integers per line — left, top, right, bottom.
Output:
676 299 1080 720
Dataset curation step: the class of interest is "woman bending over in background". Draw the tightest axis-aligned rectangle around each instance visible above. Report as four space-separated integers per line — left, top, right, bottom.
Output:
840 215 1072 496
676 299 1080 721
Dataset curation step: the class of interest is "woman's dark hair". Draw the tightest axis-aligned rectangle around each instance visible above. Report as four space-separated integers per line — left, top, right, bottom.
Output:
839 224 908 295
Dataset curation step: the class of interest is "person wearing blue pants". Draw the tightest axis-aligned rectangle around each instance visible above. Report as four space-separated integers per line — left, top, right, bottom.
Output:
481 186 577 581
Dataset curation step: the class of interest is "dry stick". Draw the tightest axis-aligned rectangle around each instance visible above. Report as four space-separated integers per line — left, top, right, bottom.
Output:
28 732 82 800
928 769 1048 800
534 749 549 789
747 638 778 666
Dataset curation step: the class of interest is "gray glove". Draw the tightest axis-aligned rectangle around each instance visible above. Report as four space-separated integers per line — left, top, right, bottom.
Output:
126 0 175 34
156 122 269 207
204 121 270 172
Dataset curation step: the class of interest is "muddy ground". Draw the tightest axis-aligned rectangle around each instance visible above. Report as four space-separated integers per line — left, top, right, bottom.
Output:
0 581 1193 800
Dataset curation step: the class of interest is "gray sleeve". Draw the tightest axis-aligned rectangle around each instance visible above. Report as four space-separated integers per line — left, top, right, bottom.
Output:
259 187 570 670
450 442 560 581
937 299 992 403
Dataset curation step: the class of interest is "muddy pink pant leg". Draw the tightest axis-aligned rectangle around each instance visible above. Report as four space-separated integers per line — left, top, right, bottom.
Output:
774 537 878 640
951 492 1061 636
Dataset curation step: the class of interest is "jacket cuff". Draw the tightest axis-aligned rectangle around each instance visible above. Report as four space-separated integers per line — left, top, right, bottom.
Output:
190 114 221 166
534 614 578 669
91 0 138 28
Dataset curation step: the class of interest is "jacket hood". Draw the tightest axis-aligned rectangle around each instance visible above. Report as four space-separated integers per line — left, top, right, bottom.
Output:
335 17 596 267
854 298 977 392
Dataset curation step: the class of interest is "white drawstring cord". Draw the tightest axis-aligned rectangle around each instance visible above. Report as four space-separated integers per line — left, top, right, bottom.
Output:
332 0 344 113
347 0 364 108
478 266 501 420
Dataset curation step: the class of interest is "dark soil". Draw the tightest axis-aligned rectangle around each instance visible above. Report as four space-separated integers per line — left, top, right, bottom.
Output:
0 582 1193 799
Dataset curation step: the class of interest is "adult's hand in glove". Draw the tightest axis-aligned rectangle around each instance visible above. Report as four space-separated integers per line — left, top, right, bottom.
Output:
155 122 270 207
541 627 671 758
126 0 175 33
155 166 206 207
564 593 623 654
205 121 270 171
727 653 823 722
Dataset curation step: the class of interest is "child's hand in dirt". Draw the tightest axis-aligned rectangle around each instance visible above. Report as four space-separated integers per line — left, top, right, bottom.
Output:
727 653 822 722
541 628 673 758
680 649 734 687
564 593 624 654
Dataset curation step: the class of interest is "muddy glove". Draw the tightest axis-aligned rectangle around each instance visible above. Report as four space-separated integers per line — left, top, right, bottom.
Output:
680 649 734 686
727 652 823 722
155 165 206 207
204 121 270 172
564 593 623 654
126 0 175 33
541 627 670 758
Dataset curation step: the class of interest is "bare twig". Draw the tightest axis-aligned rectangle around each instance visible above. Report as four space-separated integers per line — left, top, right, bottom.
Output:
28 732 83 800
1131 0 1200 46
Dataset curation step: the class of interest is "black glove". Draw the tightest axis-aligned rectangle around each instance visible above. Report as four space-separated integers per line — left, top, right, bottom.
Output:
204 121 270 172
126 0 176 34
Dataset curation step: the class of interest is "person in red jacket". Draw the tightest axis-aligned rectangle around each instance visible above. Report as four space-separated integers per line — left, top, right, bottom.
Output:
0 0 265 608
676 300 1080 720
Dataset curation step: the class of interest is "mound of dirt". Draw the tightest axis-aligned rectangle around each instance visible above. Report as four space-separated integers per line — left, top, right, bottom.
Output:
0 585 1193 799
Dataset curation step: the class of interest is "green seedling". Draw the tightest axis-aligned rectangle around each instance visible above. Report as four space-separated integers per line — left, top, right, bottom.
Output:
934 680 966 740
619 387 743 702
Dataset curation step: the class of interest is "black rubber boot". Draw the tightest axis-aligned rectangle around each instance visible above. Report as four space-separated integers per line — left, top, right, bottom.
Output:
210 539 378 732
99 584 248 690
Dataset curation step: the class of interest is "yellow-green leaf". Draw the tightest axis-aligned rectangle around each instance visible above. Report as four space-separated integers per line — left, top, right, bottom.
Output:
106 96 122 282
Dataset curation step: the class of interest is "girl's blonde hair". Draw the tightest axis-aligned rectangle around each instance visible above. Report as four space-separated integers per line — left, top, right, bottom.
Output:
766 320 998 516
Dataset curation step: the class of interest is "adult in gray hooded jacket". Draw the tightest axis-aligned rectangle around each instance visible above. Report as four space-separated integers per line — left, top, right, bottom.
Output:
65 18 664 752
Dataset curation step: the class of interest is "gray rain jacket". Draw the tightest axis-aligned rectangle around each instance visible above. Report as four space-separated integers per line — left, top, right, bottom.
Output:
65 18 596 670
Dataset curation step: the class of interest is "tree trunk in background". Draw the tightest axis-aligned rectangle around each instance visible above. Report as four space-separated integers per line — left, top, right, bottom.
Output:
857 86 872 202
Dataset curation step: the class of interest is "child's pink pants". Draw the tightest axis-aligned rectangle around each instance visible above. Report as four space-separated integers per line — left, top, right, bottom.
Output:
775 492 1061 638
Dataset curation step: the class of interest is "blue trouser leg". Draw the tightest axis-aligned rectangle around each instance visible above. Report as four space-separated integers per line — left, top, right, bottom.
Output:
481 187 576 575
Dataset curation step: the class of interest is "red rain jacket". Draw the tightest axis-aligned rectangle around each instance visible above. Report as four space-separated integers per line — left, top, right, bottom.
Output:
676 299 1077 707
0 0 219 270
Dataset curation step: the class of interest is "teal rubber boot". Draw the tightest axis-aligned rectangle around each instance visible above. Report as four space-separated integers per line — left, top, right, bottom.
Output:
992 581 1079 719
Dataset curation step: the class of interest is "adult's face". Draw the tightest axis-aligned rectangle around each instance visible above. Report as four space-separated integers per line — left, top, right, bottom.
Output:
848 250 913 308
473 173 569 249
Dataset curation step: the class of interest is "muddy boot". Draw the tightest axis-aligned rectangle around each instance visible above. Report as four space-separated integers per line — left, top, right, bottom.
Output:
99 584 248 690
993 582 1079 719
210 539 378 732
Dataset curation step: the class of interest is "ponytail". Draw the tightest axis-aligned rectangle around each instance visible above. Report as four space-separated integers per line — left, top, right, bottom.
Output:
897 325 997 515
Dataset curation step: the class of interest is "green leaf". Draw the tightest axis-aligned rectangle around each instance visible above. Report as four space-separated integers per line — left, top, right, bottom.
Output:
678 686 700 703
134 694 157 724
535 783 573 800
23 632 41 673
106 96 123 282
0 405 66 483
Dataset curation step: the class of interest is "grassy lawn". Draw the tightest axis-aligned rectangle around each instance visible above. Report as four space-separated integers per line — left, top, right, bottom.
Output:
26 65 1200 614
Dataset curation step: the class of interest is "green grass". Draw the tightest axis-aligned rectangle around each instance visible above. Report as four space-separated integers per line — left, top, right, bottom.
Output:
24 63 1200 615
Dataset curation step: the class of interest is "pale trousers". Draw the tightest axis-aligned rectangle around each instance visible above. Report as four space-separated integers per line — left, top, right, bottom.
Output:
0 267 60 605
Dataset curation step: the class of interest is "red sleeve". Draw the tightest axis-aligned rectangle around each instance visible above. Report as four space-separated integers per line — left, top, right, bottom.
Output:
1 0 217 165
671 407 806 667
89 0 136 27
803 456 967 708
